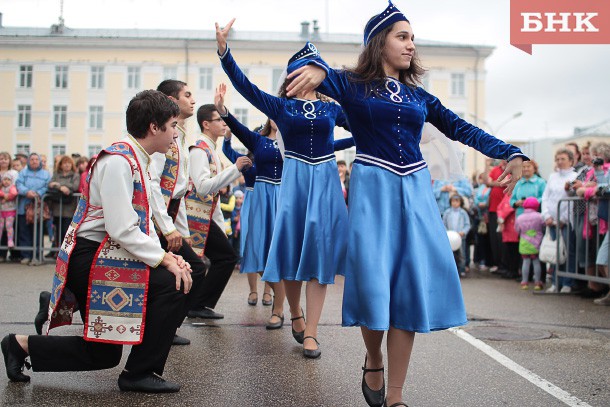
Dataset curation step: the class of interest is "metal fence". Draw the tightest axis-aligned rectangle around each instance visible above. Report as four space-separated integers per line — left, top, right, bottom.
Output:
0 192 80 264
552 196 610 287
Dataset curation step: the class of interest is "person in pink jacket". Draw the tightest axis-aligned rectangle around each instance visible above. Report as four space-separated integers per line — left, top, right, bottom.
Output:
514 197 545 290
0 173 18 248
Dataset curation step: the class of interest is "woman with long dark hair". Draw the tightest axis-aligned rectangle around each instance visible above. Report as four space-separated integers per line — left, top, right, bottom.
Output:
283 2 527 405
216 21 353 359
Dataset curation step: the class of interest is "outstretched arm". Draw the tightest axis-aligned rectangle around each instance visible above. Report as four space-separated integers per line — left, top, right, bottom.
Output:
216 19 283 119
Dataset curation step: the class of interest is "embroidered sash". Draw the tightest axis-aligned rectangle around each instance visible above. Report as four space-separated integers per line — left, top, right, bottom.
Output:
159 142 180 208
48 142 151 345
185 139 218 257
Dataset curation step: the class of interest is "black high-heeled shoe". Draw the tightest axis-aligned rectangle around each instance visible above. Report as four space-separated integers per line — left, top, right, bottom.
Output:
302 336 321 359
290 307 305 344
362 356 385 407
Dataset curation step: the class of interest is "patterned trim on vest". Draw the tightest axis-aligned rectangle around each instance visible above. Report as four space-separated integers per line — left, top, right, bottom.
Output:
185 139 218 257
48 142 151 345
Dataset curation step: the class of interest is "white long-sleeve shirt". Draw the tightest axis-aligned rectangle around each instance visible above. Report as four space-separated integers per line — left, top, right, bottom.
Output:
189 134 241 231
150 125 190 237
77 136 166 267
541 168 577 224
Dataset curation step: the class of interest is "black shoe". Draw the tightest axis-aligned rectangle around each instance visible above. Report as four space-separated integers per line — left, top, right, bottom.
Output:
362 355 384 407
261 292 273 306
290 308 305 344
34 291 51 335
171 334 190 346
187 307 224 319
579 287 609 299
265 313 284 330
302 336 321 359
118 372 180 393
247 292 258 306
1 334 31 382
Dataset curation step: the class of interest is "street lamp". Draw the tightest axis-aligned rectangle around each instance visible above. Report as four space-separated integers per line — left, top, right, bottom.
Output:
469 111 522 136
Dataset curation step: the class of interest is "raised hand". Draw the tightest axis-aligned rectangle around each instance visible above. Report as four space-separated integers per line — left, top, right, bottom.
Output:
215 18 235 55
214 83 228 115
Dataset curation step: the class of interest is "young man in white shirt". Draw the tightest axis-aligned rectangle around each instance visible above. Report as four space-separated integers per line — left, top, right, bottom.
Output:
186 104 251 319
150 79 206 345
3 90 193 393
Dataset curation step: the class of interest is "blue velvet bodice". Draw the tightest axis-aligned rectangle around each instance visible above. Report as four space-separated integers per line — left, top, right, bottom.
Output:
222 138 257 189
219 48 351 165
223 112 283 184
296 59 527 175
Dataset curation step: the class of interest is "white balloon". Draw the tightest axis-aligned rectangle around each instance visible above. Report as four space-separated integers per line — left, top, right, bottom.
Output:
446 230 462 252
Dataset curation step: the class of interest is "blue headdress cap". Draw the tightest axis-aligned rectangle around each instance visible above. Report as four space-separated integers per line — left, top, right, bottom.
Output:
363 1 409 45
287 42 322 74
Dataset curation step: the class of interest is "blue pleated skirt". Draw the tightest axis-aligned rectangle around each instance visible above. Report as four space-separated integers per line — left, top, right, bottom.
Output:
263 158 348 284
241 182 280 273
238 189 252 259
342 164 467 333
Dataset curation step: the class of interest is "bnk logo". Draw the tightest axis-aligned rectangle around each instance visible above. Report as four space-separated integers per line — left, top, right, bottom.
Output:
510 0 610 54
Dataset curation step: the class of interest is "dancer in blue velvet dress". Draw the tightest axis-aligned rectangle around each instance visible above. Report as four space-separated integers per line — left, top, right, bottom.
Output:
216 85 286 329
222 135 275 310
283 2 527 405
216 20 354 359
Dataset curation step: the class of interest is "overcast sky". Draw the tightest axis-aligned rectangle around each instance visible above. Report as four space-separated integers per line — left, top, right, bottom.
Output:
2 0 609 141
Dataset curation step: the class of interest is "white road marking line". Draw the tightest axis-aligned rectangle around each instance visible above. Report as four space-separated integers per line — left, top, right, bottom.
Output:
450 328 593 407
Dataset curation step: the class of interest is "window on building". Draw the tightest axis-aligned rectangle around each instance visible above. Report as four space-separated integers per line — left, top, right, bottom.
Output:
53 105 68 129
234 108 248 127
17 105 32 129
128 67 141 89
163 66 177 80
451 73 465 97
19 65 33 88
272 68 284 93
15 144 30 155
55 65 68 89
51 144 66 159
89 106 104 130
88 144 103 158
199 67 212 91
91 66 104 89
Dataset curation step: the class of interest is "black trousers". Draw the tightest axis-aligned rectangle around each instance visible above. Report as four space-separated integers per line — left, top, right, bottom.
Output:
487 212 505 269
190 221 238 310
158 234 207 324
29 237 187 376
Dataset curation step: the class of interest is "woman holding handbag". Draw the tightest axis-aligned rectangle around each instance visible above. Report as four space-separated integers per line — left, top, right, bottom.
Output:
541 148 577 293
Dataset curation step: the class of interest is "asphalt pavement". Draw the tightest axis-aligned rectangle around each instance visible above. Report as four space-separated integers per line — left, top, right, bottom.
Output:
1 262 609 406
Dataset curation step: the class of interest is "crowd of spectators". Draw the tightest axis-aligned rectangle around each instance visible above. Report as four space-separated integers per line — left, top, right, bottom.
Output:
434 140 610 305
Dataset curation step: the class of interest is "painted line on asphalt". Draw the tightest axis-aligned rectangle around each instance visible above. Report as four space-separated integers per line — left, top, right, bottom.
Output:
450 328 592 407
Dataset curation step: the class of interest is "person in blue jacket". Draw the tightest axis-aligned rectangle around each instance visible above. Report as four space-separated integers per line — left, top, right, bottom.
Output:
279 1 527 405
216 21 354 359
16 153 51 265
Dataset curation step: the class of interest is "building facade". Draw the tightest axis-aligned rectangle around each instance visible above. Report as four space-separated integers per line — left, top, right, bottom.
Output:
0 18 494 177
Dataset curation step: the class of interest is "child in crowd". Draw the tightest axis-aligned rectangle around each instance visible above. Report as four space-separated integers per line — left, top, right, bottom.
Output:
514 197 545 290
11 159 23 172
0 173 18 248
443 194 471 277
